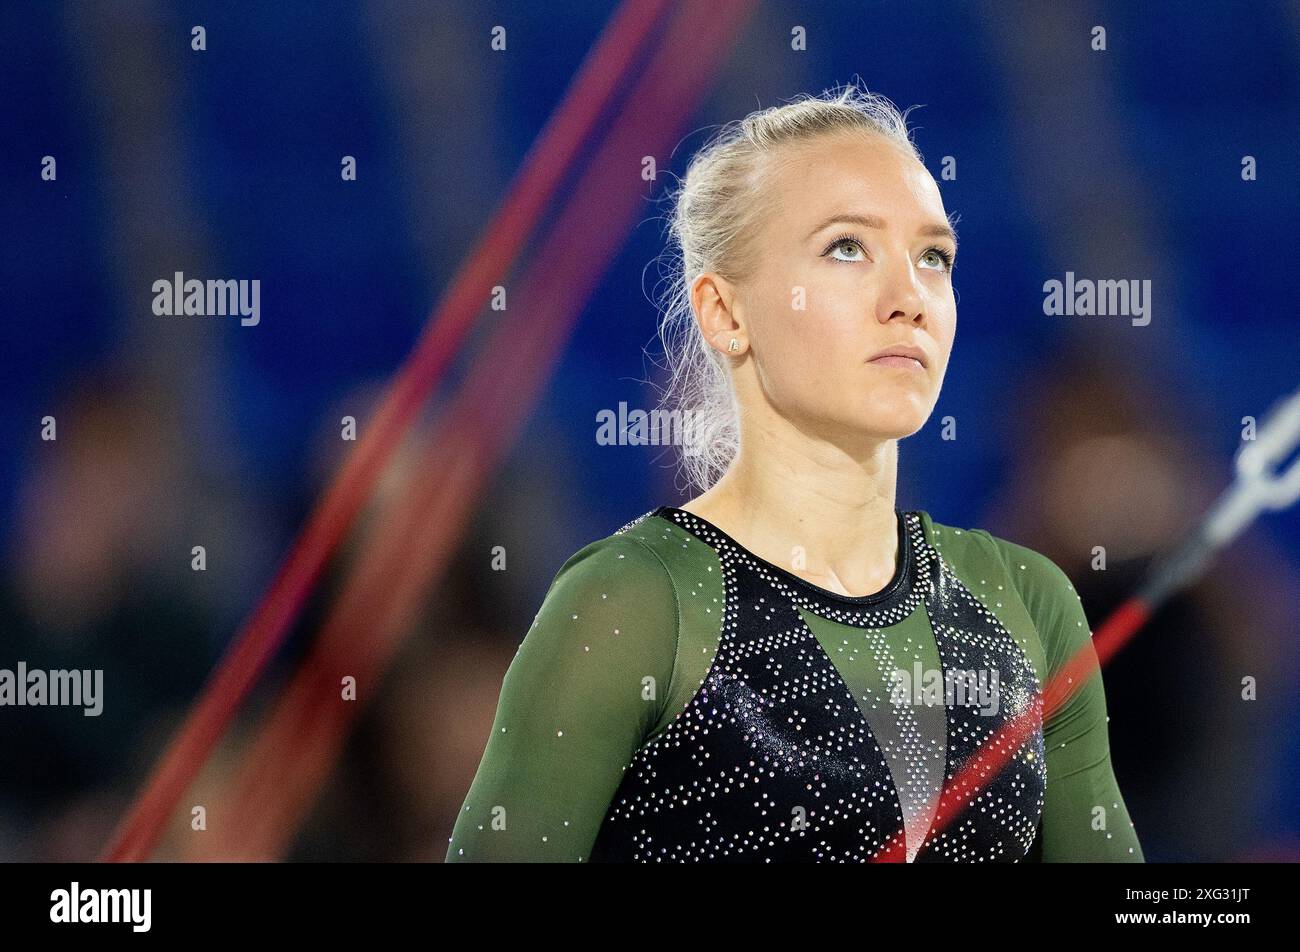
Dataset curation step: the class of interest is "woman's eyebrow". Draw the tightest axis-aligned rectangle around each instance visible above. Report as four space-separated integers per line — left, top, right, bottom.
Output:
806 213 958 247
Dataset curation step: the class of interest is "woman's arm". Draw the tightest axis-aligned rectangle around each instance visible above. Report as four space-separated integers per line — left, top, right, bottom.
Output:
445 532 679 862
994 538 1145 862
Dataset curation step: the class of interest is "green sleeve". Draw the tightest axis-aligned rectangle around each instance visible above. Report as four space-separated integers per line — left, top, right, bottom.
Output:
993 538 1145 862
445 533 679 862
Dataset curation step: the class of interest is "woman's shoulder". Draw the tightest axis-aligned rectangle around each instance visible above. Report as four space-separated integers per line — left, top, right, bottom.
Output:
916 511 1083 619
546 511 671 590
520 511 684 680
917 510 1090 664
543 507 704 607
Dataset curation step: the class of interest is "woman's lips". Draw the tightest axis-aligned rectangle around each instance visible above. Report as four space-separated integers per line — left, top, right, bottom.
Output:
868 355 925 370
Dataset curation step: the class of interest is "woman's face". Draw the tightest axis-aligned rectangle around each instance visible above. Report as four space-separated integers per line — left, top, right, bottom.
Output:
721 131 957 444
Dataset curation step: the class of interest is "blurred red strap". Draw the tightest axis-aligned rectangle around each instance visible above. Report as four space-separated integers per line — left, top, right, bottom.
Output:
102 0 677 863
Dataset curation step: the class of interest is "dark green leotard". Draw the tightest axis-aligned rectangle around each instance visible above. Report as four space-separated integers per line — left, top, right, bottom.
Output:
446 506 1143 862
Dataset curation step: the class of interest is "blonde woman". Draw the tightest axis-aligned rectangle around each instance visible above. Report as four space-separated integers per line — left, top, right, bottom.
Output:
447 84 1143 863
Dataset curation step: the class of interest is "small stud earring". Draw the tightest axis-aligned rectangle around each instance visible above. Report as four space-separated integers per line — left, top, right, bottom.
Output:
728 338 739 353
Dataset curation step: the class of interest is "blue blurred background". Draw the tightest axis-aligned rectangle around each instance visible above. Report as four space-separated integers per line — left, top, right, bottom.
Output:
1 0 1297 861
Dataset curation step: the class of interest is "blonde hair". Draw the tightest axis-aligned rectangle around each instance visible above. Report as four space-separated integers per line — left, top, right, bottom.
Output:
651 82 925 492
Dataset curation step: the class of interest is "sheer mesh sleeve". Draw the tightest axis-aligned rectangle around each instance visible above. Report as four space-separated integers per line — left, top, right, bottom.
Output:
445 531 680 862
994 538 1145 862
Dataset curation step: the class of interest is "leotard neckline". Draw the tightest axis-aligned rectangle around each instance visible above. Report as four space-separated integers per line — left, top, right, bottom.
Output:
650 504 916 607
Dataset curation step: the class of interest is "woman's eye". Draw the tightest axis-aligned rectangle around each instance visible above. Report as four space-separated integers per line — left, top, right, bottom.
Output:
826 238 865 262
919 247 954 271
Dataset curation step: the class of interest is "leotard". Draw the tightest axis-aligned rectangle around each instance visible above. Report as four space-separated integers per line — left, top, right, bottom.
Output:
446 505 1144 862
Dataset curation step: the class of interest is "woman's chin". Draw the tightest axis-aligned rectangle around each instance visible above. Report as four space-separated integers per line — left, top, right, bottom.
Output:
853 399 932 438
830 414 928 444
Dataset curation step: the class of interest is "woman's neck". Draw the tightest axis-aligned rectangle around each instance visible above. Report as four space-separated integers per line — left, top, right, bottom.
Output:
681 423 902 599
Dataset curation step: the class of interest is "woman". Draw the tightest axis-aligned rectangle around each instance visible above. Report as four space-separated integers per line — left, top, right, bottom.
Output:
446 85 1143 863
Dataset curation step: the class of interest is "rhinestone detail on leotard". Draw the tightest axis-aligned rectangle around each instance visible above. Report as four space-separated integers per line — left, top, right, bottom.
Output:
588 506 1047 863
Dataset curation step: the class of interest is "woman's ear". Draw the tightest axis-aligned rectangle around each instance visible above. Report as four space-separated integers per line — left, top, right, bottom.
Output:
692 271 746 356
